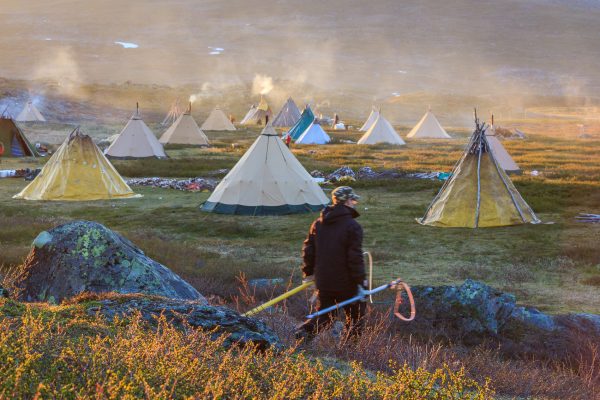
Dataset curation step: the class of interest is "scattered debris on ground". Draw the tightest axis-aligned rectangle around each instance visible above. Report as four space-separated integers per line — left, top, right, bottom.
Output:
126 166 450 192
0 168 41 180
126 177 218 191
314 166 445 183
575 213 600 223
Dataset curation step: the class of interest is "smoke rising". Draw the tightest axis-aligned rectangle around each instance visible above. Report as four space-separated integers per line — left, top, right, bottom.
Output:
252 74 274 96
32 47 85 98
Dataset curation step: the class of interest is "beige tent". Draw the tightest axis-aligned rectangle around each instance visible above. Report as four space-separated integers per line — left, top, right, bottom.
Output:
272 97 301 127
14 128 139 201
105 105 166 158
16 101 46 122
240 96 273 125
359 107 379 131
357 114 405 145
201 107 236 131
159 105 209 145
418 118 539 228
406 109 451 139
201 124 329 215
486 125 520 173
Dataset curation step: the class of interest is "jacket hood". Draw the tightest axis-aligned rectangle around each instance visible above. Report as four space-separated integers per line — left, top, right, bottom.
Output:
320 204 360 225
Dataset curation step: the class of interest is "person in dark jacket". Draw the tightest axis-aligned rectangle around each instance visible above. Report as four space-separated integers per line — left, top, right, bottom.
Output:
295 186 367 341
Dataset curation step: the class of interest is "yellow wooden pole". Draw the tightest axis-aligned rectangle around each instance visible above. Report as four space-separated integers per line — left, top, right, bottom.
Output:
243 281 315 317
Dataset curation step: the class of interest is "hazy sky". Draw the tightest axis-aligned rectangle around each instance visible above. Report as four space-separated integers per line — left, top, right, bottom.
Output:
1 0 599 101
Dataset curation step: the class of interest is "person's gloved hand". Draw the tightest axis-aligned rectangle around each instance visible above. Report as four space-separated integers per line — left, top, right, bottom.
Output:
357 284 367 298
302 275 315 284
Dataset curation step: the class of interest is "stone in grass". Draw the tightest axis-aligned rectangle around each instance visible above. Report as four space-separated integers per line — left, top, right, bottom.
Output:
76 293 280 349
16 221 205 304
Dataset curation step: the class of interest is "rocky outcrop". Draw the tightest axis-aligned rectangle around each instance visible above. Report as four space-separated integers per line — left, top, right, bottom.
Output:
16 221 205 303
77 293 279 349
397 280 600 358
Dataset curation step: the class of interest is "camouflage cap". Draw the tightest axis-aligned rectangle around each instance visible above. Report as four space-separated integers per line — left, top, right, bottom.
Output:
332 186 360 203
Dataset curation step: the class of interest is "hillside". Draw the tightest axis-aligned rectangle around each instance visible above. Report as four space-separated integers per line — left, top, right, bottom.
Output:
1 0 599 111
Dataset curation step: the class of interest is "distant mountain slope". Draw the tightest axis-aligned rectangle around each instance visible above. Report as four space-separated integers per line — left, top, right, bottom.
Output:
0 0 598 99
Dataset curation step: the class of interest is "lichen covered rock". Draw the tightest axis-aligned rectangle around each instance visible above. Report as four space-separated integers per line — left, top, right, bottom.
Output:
77 293 280 349
398 279 600 357
16 221 205 303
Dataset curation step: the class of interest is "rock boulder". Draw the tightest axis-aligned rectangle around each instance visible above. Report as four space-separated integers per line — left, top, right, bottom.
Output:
16 221 205 303
397 279 600 358
77 293 279 349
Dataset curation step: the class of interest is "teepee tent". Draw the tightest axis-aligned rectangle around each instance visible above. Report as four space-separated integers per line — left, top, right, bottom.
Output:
418 115 539 228
14 128 139 201
159 103 209 146
272 97 302 127
406 109 451 139
105 104 166 158
201 124 329 215
486 123 520 174
357 114 405 145
0 114 37 157
288 105 315 140
161 99 183 126
240 96 273 125
359 107 379 132
201 107 236 131
16 101 46 122
296 120 331 145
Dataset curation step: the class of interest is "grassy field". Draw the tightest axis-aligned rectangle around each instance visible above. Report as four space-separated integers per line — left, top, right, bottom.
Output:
1 119 599 315
1 116 599 398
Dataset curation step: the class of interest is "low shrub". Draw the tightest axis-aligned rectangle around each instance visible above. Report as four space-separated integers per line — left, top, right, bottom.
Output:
0 299 493 399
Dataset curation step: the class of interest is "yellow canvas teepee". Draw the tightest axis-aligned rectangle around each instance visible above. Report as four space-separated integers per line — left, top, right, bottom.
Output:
418 115 539 228
14 128 139 201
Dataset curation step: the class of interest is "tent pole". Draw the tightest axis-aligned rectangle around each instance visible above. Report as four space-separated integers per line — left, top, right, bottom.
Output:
475 137 482 228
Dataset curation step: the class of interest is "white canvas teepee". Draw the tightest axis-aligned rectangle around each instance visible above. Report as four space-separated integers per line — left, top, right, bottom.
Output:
357 114 405 145
105 104 166 158
295 120 331 145
359 107 379 131
201 108 236 131
159 104 209 145
486 125 520 173
201 124 329 215
16 101 46 122
406 109 451 139
240 96 272 125
272 97 301 127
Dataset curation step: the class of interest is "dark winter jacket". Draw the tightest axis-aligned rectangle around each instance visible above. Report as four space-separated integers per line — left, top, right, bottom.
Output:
302 204 366 293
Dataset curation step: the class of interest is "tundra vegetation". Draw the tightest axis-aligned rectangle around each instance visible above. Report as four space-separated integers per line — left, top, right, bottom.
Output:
1 108 599 399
